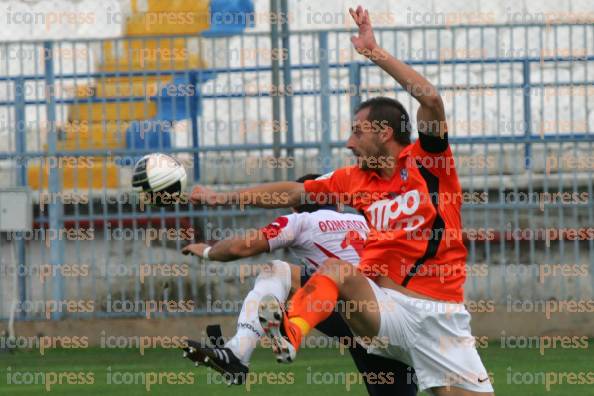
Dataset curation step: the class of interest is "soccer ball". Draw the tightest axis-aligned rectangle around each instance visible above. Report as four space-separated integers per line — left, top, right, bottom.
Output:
131 153 187 206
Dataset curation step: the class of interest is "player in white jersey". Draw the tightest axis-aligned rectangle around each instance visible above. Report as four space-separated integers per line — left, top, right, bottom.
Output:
263 206 368 268
181 175 417 395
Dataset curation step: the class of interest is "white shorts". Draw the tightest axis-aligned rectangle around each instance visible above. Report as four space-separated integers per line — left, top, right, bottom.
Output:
364 278 494 394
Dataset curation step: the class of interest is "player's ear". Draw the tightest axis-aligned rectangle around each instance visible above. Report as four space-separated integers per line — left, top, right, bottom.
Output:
379 125 394 143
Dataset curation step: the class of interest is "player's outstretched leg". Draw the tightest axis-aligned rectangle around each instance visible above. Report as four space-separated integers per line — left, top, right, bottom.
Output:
183 260 294 383
225 260 292 364
259 258 380 363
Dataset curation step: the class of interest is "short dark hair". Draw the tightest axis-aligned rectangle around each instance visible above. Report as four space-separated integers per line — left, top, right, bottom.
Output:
355 96 412 145
293 174 336 213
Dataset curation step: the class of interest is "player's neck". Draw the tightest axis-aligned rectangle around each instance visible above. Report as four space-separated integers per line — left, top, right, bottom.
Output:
373 144 403 180
374 167 395 180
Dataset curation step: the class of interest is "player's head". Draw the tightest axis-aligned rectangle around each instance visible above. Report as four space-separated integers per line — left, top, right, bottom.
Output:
347 96 412 170
293 174 337 213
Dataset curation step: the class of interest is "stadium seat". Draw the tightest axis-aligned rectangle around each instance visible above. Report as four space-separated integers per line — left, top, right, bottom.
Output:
28 0 253 190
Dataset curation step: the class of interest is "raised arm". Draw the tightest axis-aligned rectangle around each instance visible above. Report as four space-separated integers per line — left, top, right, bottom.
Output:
349 6 447 138
189 181 305 208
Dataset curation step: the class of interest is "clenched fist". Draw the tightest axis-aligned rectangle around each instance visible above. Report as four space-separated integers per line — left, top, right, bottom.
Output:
181 243 210 257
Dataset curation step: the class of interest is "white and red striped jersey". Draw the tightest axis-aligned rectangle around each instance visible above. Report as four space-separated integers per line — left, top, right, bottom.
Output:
259 209 369 269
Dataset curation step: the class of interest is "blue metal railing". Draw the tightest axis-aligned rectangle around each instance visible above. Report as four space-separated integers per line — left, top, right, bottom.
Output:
0 23 592 320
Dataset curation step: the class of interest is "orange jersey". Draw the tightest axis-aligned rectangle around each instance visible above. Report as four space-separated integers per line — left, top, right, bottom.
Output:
304 138 467 302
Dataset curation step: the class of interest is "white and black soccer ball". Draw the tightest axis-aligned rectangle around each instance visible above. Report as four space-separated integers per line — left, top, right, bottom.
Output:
132 153 187 205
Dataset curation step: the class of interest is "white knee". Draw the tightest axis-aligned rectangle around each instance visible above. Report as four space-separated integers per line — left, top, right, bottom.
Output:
254 260 292 300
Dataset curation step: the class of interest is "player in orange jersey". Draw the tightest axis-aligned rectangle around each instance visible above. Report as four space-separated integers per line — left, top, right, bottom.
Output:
190 6 493 395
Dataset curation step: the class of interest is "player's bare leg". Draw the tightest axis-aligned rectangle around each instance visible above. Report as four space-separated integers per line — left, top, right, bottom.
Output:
431 386 494 396
313 258 381 338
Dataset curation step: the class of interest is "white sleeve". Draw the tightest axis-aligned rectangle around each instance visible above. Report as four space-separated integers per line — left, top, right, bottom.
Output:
259 213 303 251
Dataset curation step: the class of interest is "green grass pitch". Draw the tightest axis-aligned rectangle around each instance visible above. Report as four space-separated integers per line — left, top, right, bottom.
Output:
0 341 592 395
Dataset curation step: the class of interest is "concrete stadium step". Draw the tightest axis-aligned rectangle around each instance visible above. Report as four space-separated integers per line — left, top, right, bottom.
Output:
68 101 157 122
27 158 119 189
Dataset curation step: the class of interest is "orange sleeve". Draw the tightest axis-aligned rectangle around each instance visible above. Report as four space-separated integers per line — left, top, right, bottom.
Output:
303 168 351 204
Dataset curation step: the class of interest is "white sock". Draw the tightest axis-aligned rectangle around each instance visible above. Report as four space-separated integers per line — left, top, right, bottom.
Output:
225 260 292 365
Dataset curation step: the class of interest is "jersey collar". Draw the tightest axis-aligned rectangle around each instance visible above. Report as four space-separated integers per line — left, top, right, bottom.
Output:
366 144 412 180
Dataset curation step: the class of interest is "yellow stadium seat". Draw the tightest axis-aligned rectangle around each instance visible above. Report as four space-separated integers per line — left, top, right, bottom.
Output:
62 121 129 143
144 0 209 13
94 79 162 98
28 158 119 189
126 0 209 36
97 37 208 73
68 102 157 122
